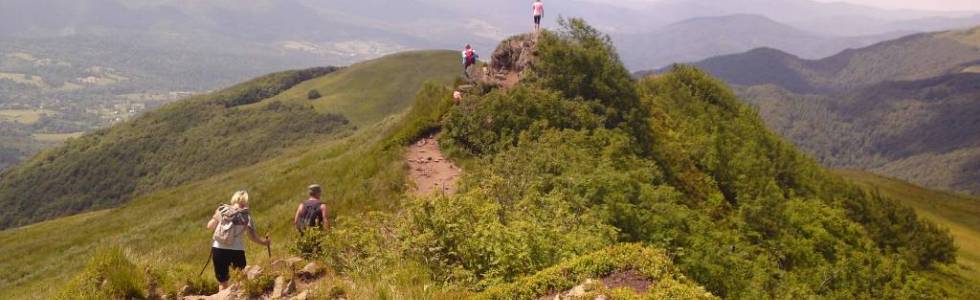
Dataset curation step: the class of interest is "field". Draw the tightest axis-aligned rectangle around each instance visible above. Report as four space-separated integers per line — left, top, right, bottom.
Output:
0 109 52 124
836 169 980 294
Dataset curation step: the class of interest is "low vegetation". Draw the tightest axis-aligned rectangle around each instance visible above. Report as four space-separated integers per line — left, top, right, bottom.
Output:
1 20 973 300
476 244 714 299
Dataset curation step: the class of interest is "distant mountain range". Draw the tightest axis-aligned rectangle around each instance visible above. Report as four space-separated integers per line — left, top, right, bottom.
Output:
662 26 980 195
614 14 908 71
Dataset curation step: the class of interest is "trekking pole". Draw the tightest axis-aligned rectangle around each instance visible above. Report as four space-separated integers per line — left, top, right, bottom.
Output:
198 248 213 277
266 234 272 258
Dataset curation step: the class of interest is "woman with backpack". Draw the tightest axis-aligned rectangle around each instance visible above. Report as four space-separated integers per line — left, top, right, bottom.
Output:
206 190 271 290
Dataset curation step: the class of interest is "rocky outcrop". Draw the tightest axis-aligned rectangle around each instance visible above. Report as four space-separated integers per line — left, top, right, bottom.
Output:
488 34 539 88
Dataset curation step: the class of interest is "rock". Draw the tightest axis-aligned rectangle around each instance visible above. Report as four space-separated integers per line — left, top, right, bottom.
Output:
565 279 597 298
298 262 322 278
243 265 263 280
178 285 193 297
271 275 295 299
289 290 309 300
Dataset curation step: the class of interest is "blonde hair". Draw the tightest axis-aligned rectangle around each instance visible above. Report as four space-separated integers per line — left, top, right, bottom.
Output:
230 190 249 207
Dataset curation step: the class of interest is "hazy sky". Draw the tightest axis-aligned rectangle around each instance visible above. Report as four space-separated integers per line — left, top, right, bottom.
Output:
812 0 980 11
601 0 980 12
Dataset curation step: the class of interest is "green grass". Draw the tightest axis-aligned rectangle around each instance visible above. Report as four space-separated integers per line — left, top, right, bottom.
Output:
0 51 460 299
267 50 461 126
836 169 980 297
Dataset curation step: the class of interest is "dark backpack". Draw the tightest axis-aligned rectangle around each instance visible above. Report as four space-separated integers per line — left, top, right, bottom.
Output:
298 201 323 231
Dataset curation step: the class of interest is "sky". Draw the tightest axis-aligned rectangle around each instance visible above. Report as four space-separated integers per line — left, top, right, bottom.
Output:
812 0 980 12
599 0 980 12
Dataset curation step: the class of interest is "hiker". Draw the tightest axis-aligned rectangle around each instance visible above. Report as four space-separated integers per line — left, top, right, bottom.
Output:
462 44 478 78
293 184 329 234
533 0 544 31
206 190 271 290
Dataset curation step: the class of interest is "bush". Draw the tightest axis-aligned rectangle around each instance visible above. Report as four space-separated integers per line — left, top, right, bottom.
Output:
57 247 147 300
308 89 322 100
475 244 716 300
232 269 276 297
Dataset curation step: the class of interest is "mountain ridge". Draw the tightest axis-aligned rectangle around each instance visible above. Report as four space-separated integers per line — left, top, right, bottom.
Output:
672 27 980 194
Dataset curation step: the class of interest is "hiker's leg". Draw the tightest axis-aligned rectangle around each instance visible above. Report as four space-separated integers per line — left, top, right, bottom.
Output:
230 250 247 271
212 247 232 290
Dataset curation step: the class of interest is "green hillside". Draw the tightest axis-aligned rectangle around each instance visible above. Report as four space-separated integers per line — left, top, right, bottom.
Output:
658 26 980 196
0 50 460 299
266 50 461 126
836 169 980 299
0 51 460 230
0 20 969 299
736 72 980 195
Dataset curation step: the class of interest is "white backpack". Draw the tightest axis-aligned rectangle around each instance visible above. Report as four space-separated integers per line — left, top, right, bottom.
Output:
213 205 250 245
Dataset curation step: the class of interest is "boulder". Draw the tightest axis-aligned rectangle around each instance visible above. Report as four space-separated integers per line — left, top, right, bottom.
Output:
272 257 306 273
271 275 295 299
178 285 193 297
243 265 263 280
298 262 322 279
289 290 309 300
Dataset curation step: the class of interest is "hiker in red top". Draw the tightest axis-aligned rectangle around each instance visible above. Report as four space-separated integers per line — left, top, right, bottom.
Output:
293 184 329 235
462 44 479 78
533 0 545 31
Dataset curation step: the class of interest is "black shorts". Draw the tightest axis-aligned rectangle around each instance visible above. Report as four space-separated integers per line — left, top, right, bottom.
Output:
212 247 247 283
534 15 542 24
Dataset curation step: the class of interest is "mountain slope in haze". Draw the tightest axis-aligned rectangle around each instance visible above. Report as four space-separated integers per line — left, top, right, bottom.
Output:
615 14 904 70
683 26 980 92
668 27 980 195
739 74 980 195
0 51 461 230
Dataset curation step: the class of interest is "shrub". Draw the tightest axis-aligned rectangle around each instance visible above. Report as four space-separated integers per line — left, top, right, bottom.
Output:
475 244 716 300
308 89 322 100
233 269 276 297
56 247 147 300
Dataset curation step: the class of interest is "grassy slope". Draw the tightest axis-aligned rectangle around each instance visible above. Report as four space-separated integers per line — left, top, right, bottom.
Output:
268 50 461 126
836 169 980 295
0 51 459 299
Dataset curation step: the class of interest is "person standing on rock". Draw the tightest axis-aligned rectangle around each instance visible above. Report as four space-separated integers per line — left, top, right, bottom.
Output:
533 0 545 31
206 190 271 290
294 184 329 234
462 44 479 79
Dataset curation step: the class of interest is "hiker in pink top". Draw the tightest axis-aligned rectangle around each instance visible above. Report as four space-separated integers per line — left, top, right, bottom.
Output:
533 0 544 31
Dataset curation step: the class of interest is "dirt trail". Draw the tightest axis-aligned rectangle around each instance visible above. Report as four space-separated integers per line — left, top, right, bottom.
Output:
406 135 461 196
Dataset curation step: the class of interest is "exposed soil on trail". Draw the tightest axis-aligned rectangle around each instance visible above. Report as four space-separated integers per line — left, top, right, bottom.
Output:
601 270 654 293
406 135 461 196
